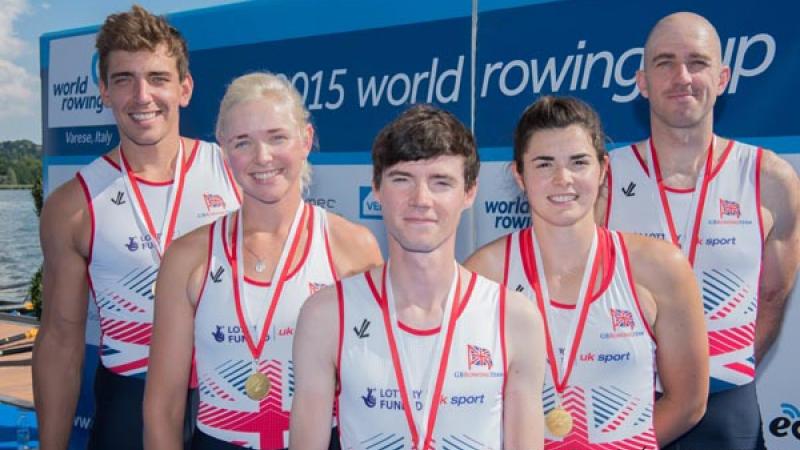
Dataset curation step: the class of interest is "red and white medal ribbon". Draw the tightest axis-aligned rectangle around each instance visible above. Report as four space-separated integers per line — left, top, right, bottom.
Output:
119 140 187 260
230 201 307 377
380 262 461 450
531 227 601 407
646 137 715 266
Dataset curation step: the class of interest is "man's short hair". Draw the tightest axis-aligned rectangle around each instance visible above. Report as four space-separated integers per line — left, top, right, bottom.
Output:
96 4 189 84
372 105 479 190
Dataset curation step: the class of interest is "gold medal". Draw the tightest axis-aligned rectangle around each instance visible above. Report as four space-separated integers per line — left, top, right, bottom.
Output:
151 282 157 298
244 371 271 400
546 406 573 437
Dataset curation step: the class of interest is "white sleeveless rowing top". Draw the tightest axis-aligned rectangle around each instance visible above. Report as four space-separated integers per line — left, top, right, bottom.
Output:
194 204 336 449
505 227 658 449
606 140 763 392
77 140 239 376
336 270 506 450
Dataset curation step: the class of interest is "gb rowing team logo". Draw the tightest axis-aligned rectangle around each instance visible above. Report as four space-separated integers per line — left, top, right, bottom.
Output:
454 344 502 378
610 308 635 331
708 198 752 225
199 193 228 219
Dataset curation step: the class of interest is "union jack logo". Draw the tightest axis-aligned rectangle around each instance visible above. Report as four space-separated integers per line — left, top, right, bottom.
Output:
719 199 741 219
203 193 226 211
467 344 493 370
610 308 635 331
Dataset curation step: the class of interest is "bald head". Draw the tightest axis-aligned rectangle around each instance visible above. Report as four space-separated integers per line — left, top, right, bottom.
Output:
644 12 723 68
636 11 731 130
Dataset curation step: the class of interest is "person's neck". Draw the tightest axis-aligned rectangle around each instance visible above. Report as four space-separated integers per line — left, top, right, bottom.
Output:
386 241 459 326
531 214 597 284
119 134 183 181
240 191 303 236
650 118 717 178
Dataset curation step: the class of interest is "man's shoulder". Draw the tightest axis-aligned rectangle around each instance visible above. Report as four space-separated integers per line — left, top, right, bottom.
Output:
757 147 797 184
756 148 800 229
78 151 120 176
40 177 91 251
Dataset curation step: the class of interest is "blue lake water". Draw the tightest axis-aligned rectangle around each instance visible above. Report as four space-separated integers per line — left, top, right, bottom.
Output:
0 190 41 305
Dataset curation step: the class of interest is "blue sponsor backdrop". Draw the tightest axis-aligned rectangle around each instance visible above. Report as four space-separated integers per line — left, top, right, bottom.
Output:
183 16 471 149
476 0 800 148
38 0 800 449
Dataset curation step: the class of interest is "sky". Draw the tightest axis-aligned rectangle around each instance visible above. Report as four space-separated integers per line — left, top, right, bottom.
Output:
0 0 246 144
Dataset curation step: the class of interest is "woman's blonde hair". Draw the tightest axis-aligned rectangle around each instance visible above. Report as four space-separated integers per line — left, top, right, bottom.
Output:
216 72 313 191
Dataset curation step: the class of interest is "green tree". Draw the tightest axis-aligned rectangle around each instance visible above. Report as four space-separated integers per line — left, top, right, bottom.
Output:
6 167 18 185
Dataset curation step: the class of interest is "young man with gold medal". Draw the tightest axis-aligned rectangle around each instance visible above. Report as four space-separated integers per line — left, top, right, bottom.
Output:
33 6 241 449
290 105 547 449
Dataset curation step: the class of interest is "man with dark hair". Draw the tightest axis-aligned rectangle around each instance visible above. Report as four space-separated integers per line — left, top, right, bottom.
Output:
599 11 800 450
289 105 546 450
33 5 240 449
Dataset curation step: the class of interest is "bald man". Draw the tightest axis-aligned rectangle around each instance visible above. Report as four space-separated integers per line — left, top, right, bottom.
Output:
598 12 800 450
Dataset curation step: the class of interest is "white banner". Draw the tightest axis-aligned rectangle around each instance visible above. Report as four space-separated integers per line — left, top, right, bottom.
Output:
47 33 114 128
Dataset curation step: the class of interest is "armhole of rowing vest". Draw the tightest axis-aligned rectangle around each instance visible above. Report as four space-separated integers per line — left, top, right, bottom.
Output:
755 147 766 247
604 162 613 227
499 284 509 400
76 172 97 300
335 278 345 398
194 221 216 316
322 209 339 281
617 231 657 342
286 203 314 280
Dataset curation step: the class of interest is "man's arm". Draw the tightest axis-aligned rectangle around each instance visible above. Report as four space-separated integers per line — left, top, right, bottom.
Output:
463 237 506 284
289 286 340 450
326 213 383 278
143 229 207 450
626 234 708 447
755 150 800 364
32 179 91 450
502 290 545 450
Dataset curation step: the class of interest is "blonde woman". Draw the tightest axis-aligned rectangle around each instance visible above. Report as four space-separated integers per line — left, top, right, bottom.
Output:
144 73 382 450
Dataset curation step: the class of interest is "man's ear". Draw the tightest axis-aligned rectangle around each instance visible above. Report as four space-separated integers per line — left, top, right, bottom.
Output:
716 65 731 96
179 72 194 108
372 182 381 204
636 69 650 99
463 179 478 211
100 79 111 106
